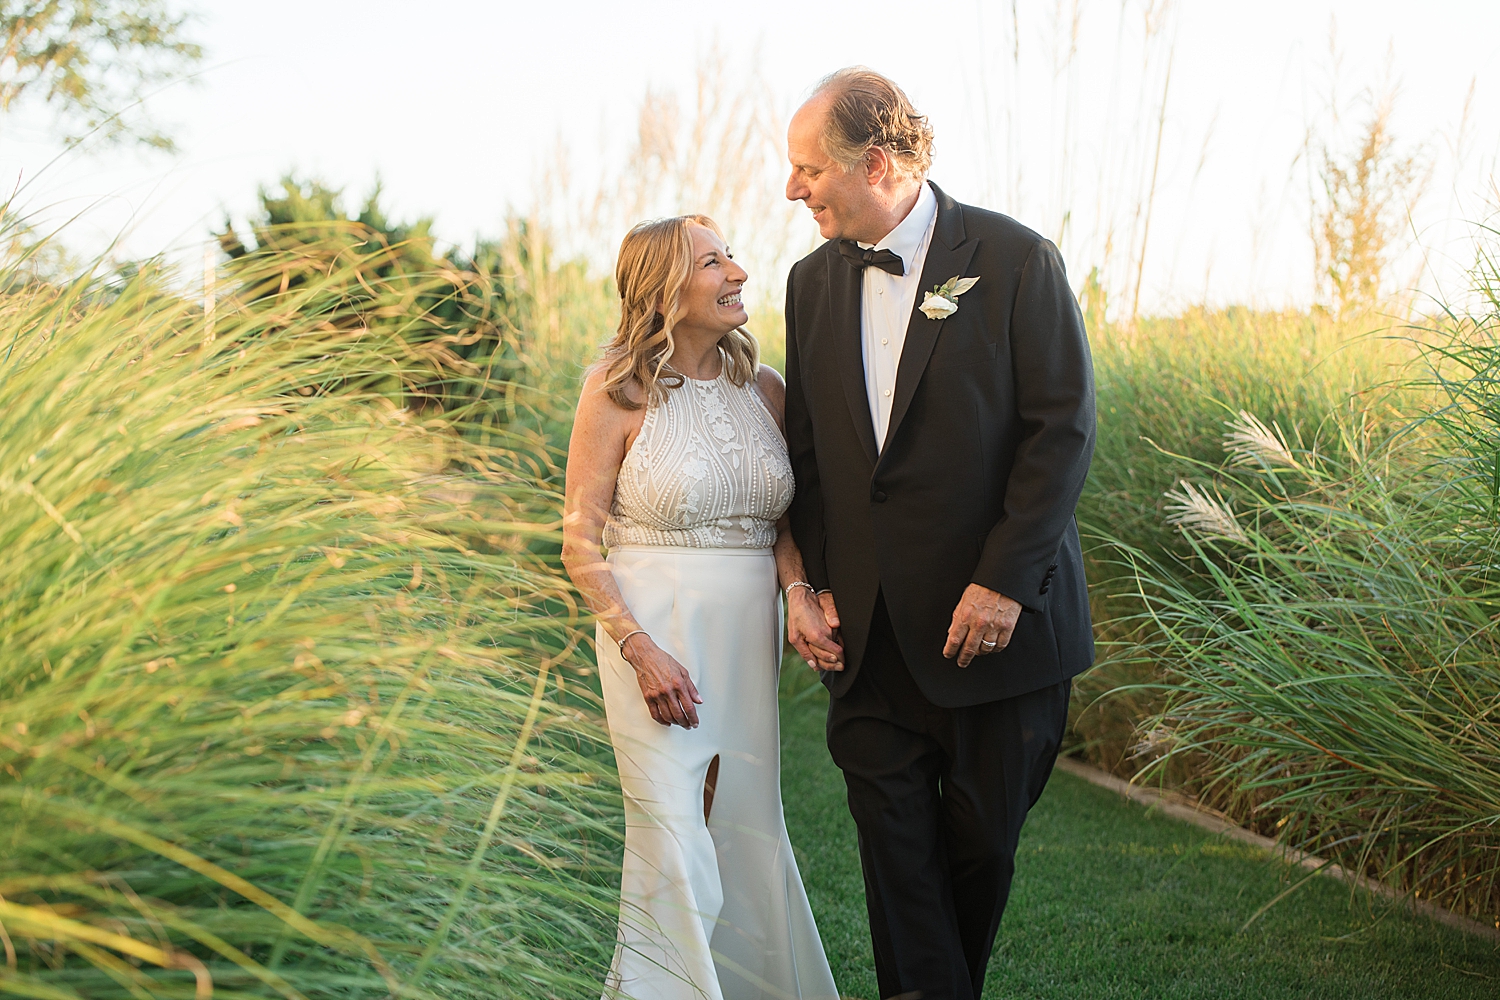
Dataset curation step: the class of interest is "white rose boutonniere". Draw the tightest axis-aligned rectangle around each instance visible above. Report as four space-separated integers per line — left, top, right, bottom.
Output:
919 275 980 320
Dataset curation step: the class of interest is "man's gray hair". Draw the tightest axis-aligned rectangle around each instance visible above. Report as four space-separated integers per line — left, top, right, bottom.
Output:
810 67 934 179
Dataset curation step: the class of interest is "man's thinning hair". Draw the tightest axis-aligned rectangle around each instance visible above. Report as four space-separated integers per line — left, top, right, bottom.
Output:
811 67 934 179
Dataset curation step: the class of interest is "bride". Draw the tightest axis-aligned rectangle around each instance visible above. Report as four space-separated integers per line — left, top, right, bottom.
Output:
563 214 843 1000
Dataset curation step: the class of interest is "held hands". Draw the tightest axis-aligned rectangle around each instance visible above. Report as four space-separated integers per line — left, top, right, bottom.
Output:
944 583 1022 668
787 588 844 672
785 584 1016 672
621 634 702 728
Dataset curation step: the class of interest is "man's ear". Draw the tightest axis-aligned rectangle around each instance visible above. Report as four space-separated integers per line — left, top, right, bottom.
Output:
864 146 891 188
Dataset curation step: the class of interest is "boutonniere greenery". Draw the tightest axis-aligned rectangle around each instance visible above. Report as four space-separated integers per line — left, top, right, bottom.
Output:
919 275 980 320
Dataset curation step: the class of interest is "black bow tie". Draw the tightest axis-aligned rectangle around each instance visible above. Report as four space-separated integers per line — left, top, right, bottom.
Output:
837 240 905 276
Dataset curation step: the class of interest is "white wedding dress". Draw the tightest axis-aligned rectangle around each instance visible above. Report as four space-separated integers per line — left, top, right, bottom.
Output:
597 365 839 1000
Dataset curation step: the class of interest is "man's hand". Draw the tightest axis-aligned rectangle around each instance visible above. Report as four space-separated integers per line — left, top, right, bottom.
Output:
819 591 841 640
944 583 1022 668
788 588 844 672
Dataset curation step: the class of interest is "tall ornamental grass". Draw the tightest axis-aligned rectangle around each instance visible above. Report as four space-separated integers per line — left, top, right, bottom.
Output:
0 236 621 998
1106 252 1500 924
1084 305 1414 567
1072 306 1419 773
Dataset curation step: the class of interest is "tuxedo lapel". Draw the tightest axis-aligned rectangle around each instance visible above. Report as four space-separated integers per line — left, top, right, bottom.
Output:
882 187 976 457
829 251 880 466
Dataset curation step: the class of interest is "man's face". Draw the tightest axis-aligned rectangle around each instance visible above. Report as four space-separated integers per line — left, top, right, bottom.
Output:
786 97 875 241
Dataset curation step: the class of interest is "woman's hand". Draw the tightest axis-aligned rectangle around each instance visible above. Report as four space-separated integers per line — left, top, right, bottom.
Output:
787 587 845 672
622 634 703 728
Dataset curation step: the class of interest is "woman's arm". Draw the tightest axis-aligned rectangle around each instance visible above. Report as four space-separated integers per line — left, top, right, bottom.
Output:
757 365 845 673
774 514 845 672
563 371 702 728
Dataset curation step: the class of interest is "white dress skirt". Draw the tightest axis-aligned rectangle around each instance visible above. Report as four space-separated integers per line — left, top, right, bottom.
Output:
598 544 839 1000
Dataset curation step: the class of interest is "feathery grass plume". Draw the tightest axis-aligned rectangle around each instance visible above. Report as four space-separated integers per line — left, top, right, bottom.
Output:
0 232 622 997
1162 481 1249 546
1223 410 1302 471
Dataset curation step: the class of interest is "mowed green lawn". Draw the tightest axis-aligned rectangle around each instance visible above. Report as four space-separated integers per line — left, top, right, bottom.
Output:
778 679 1500 1000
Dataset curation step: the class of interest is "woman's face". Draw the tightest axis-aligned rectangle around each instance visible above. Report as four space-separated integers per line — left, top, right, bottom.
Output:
672 224 749 337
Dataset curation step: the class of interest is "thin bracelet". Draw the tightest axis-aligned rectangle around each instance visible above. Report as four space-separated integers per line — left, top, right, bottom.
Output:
784 581 816 598
616 629 648 653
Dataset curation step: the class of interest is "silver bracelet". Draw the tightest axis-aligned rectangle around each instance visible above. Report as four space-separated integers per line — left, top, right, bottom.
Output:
616 629 648 653
784 581 816 598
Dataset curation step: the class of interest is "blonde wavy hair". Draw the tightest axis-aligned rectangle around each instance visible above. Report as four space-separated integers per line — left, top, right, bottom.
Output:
596 215 759 410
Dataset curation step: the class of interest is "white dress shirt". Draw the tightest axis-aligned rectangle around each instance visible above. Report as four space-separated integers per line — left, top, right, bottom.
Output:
860 181 939 451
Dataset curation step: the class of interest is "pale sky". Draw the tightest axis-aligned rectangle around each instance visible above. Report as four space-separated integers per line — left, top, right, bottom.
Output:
1 1 1497 317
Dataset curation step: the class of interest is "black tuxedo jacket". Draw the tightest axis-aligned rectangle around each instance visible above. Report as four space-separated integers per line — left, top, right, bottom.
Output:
785 183 1096 708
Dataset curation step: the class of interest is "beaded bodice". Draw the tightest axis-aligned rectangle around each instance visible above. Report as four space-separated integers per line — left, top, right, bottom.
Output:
603 368 794 550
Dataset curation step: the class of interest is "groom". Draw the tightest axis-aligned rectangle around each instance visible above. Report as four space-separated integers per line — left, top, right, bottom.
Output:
783 68 1095 999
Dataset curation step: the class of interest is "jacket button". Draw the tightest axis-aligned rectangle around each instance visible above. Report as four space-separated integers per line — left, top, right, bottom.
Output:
1039 585 1049 594
873 490 888 503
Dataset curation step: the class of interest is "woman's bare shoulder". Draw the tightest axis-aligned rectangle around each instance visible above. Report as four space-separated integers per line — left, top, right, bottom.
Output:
577 365 646 419
754 364 786 424
755 364 786 402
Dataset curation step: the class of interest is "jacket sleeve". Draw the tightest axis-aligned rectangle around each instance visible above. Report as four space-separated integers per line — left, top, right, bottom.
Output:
973 239 1095 612
783 267 830 592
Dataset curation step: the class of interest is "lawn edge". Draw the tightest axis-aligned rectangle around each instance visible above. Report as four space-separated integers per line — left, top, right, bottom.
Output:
1053 755 1500 943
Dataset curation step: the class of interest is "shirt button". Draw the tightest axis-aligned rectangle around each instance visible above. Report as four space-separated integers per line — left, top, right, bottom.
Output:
881 338 888 345
877 286 884 295
883 389 891 397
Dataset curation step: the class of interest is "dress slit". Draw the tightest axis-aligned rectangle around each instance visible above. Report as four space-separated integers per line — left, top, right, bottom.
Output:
704 753 721 821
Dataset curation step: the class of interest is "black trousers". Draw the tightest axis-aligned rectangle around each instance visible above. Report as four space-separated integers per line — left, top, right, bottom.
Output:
827 594 1070 1000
